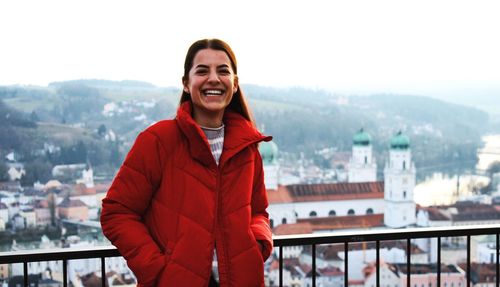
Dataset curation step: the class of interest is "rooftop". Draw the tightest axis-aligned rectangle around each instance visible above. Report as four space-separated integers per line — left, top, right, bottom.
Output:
269 182 384 204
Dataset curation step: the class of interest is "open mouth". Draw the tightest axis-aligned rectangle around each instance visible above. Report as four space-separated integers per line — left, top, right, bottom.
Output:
203 89 224 97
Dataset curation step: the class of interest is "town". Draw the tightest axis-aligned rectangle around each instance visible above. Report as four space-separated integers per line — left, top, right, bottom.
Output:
1 129 500 287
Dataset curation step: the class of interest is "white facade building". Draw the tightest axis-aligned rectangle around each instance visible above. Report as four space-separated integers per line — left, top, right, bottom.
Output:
259 141 279 190
348 129 377 183
384 131 417 228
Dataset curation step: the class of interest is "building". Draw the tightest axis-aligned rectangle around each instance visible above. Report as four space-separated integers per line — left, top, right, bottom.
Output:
265 130 417 231
364 262 465 287
458 263 497 287
348 129 377 183
58 198 88 221
267 182 385 229
34 200 52 227
0 202 8 231
383 131 417 228
259 141 279 190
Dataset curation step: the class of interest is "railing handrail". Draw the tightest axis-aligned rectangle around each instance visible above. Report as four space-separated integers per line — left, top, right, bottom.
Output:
1 224 499 264
273 223 500 246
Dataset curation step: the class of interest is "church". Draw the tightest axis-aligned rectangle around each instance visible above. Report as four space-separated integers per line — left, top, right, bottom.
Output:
260 129 417 234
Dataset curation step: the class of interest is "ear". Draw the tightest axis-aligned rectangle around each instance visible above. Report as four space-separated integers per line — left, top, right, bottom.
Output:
182 78 189 94
233 75 239 93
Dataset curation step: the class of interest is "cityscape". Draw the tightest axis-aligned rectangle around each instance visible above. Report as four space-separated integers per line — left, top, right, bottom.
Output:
1 100 500 286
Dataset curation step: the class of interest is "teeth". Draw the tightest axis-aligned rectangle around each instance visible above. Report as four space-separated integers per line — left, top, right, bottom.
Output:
204 90 223 96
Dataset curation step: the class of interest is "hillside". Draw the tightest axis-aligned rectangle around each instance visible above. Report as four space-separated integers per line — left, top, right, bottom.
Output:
0 81 493 179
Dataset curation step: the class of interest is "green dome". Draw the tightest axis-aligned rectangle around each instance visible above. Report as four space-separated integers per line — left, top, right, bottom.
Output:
259 141 278 164
353 128 372 146
390 131 410 150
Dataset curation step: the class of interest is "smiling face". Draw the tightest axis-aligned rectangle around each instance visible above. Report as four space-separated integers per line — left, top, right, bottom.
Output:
183 48 238 127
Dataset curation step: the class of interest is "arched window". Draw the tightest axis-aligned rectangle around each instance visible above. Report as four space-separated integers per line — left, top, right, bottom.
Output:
282 218 287 224
403 191 407 199
270 219 274 229
366 208 374 215
347 209 355 215
309 211 317 217
328 210 336 217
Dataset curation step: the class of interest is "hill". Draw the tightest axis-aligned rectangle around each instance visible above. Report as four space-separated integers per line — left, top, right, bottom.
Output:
0 81 494 179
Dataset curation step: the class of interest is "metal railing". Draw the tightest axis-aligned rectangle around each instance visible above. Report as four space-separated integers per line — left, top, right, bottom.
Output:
1 224 499 287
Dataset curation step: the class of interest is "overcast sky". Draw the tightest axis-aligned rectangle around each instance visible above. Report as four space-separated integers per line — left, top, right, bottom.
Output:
1 0 499 99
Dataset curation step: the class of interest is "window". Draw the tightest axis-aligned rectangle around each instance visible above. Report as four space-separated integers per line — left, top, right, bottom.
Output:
366 208 374 214
282 218 287 224
403 160 406 170
309 211 317 217
364 156 368 164
403 191 407 199
348 209 355 215
329 210 336 216
270 219 274 229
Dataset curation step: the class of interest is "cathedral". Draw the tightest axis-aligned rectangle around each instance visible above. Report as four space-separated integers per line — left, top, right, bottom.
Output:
260 129 417 234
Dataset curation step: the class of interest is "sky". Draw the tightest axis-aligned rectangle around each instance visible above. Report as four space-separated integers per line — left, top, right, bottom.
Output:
1 0 500 101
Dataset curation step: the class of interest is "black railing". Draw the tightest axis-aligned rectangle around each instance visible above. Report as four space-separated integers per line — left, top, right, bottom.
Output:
1 224 499 287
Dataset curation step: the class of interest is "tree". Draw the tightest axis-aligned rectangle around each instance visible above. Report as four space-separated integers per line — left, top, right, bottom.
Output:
487 161 500 176
20 160 53 187
0 161 9 181
97 124 107 137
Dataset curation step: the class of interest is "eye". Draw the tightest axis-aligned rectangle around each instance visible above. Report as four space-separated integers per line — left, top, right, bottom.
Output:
218 68 231 75
194 68 208 75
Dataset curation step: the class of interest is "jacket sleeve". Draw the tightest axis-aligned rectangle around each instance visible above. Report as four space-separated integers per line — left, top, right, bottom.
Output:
250 149 274 261
100 130 166 286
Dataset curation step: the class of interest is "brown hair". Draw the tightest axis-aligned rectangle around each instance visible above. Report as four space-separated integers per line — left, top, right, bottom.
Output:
180 38 255 125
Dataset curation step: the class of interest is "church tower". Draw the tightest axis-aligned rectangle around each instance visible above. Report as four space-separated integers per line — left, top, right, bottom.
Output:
348 128 377 183
259 141 279 190
384 131 416 228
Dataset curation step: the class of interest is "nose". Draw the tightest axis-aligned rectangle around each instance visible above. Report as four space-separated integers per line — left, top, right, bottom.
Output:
207 70 220 84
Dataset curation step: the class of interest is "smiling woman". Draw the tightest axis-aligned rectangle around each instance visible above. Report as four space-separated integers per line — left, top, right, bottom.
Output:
182 48 238 128
100 39 274 287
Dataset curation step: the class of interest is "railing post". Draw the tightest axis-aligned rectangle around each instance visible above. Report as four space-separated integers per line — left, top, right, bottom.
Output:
312 244 316 287
497 233 499 287
101 257 106 287
406 238 411 287
63 259 68 287
376 240 380 287
437 237 441 287
344 242 348 287
279 245 283 287
467 235 471 287
23 261 28 287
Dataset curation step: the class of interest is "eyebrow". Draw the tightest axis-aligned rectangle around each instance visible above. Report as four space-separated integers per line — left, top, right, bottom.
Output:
194 64 231 69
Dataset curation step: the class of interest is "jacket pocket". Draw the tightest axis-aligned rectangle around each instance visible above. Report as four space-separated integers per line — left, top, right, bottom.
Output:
249 230 264 262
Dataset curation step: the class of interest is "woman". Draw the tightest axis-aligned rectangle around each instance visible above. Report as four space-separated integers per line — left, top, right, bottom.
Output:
100 39 273 287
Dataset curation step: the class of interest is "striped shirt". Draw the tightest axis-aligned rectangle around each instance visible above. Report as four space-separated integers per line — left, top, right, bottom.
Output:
201 124 225 165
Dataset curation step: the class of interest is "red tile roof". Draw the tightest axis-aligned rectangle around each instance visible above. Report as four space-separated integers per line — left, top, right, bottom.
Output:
458 263 496 284
423 207 450 221
273 214 384 235
58 197 87 208
268 182 384 204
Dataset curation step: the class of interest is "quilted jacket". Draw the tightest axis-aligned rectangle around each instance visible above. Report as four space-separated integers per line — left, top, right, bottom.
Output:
100 101 273 286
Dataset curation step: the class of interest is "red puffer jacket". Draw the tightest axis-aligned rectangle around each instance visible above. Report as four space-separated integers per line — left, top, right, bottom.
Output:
100 102 273 287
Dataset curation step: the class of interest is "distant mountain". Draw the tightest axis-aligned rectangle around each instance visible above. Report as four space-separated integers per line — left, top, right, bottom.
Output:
48 79 157 89
0 81 494 179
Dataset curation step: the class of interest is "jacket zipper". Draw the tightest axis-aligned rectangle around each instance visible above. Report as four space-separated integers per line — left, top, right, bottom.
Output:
213 137 269 285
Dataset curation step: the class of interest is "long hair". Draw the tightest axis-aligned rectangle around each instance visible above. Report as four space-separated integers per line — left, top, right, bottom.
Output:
179 39 255 126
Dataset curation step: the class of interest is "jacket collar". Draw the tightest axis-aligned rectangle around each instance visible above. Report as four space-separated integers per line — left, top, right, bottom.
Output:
175 101 272 167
